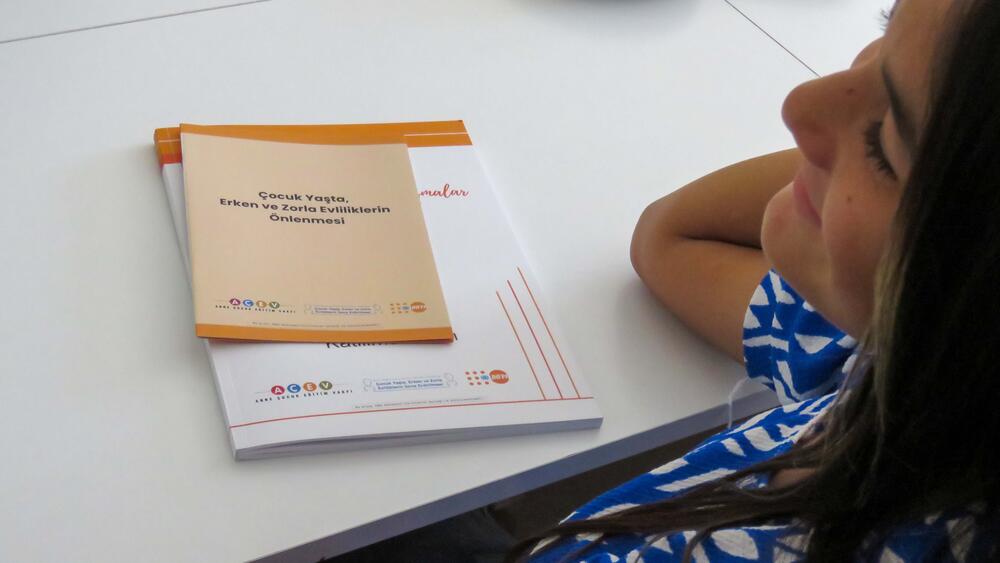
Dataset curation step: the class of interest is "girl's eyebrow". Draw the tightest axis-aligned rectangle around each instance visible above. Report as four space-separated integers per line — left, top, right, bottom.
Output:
882 63 919 154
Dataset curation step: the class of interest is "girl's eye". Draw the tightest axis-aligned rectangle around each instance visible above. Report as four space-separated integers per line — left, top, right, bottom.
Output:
864 120 898 180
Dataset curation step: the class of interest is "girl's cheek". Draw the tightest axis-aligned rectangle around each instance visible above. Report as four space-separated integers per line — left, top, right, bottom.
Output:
822 193 893 325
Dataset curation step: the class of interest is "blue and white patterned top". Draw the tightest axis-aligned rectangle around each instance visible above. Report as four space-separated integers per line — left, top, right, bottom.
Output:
528 271 983 562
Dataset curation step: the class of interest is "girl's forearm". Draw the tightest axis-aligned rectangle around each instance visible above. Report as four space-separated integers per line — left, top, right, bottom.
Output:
630 149 801 361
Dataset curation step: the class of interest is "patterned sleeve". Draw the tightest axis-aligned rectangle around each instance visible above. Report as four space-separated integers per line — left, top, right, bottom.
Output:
742 270 856 403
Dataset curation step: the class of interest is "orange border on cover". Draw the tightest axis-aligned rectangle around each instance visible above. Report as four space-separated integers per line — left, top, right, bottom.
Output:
154 127 183 166
153 121 473 167
196 324 454 344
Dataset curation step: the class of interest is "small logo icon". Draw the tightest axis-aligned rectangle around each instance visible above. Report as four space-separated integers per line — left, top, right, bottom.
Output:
410 301 427 313
229 298 241 306
489 370 509 384
271 385 285 395
255 300 266 308
303 382 317 392
269 301 280 309
319 381 333 390
287 383 302 393
243 299 255 308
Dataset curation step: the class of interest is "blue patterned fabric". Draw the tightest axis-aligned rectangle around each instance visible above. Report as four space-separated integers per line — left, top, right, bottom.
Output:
527 271 983 562
742 271 856 404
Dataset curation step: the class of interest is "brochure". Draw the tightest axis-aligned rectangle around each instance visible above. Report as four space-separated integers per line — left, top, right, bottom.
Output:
180 123 452 344
155 121 602 459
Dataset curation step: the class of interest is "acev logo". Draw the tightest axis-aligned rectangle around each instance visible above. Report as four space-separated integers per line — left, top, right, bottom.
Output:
217 297 294 314
228 297 281 309
256 380 352 403
271 381 330 395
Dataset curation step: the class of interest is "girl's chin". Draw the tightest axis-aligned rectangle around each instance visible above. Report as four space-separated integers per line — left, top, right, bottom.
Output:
760 191 826 297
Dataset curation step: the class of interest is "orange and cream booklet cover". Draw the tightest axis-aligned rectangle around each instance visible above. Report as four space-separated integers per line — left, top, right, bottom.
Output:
180 123 452 344
155 121 601 459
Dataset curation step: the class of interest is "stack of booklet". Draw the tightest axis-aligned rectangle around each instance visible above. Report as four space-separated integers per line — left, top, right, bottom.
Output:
155 120 602 459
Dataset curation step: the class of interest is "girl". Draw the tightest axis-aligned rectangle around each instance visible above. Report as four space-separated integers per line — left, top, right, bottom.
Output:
512 0 1000 560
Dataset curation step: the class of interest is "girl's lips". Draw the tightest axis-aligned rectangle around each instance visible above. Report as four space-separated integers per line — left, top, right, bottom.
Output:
792 169 822 226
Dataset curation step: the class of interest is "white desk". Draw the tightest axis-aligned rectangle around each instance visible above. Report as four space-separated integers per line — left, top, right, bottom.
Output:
727 0 892 76
0 0 270 43
0 1 813 561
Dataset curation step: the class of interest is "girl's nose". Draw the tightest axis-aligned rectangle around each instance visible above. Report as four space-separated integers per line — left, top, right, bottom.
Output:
781 67 871 173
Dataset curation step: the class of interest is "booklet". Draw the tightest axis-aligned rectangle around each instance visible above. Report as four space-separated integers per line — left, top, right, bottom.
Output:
180 123 452 344
155 121 602 459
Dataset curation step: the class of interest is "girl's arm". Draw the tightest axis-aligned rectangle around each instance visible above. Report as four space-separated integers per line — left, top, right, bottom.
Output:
630 148 802 362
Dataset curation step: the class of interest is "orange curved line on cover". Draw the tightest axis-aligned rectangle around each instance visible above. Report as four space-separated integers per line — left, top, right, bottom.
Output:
195 323 454 344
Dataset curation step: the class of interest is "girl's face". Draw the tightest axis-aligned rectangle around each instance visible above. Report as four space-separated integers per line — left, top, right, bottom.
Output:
761 0 954 338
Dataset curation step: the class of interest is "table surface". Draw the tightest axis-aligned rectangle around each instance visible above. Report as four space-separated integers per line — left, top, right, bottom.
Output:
0 0 271 43
0 1 872 561
726 0 890 76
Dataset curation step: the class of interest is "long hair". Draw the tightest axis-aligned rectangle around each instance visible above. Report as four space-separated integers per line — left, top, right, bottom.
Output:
510 1 1000 560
